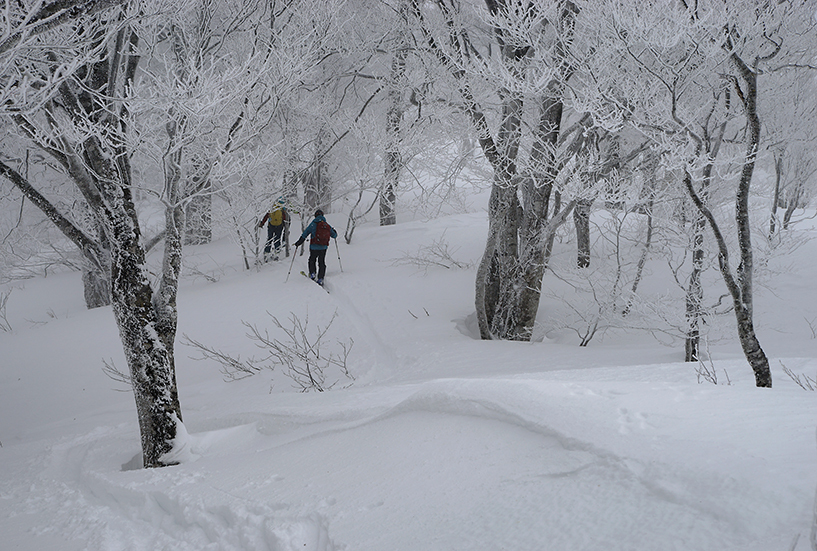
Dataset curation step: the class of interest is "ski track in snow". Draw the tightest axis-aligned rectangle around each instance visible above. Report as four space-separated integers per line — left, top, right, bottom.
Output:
3 429 340 551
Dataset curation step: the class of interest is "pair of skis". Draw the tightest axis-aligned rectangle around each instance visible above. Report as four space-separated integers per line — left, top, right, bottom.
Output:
300 271 329 292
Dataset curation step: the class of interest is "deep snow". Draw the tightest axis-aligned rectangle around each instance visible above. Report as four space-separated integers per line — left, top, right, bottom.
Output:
1 208 815 550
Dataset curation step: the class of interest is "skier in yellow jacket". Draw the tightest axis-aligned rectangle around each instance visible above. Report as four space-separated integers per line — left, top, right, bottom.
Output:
258 198 289 262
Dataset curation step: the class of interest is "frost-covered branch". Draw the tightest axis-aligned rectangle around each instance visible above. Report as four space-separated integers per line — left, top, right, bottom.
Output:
391 234 472 273
0 288 12 332
0 0 128 56
781 362 816 391
184 310 354 392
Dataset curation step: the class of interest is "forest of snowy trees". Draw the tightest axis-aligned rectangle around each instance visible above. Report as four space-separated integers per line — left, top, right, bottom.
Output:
1 0 816 467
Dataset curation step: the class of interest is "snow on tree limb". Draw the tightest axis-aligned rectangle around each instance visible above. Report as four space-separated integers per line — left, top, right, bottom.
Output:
0 0 128 56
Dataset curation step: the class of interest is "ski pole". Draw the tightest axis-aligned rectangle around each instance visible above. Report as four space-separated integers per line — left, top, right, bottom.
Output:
285 244 299 282
334 238 343 272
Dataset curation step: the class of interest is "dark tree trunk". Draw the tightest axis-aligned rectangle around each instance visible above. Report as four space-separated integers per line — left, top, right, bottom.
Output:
513 89 567 339
573 198 593 269
381 149 398 226
108 207 183 467
476 2 576 341
685 162 708 363
682 49 771 386
684 204 705 362
769 153 783 237
414 0 575 341
729 51 771 387
685 97 728 362
623 155 657 318
782 180 803 231
476 79 523 340
5 23 186 466
782 192 799 229
303 130 332 215
304 160 331 214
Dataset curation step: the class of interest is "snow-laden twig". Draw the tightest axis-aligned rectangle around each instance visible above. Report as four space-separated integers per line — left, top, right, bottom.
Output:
804 316 817 340
0 288 11 332
101 358 132 391
184 310 354 392
695 338 731 386
781 361 817 391
245 311 354 392
391 234 472 273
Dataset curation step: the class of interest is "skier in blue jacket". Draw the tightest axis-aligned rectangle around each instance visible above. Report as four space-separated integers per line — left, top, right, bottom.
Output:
294 209 337 286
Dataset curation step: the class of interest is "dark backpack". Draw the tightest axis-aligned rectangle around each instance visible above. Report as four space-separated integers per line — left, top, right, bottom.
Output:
314 220 331 246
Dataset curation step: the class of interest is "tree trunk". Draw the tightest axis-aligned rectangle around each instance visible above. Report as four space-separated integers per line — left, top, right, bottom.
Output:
685 160 708 362
304 130 332 214
109 221 183 467
684 200 705 362
476 79 523 340
685 104 727 362
623 160 656 319
82 262 111 309
69 138 184 466
477 167 522 339
381 151 398 226
782 181 802 230
730 52 771 387
78 29 184 463
683 50 771 386
571 129 620 270
414 0 574 341
574 198 593 269
2 8 185 468
768 152 783 238
381 2 408 227
474 2 576 341
513 90 565 338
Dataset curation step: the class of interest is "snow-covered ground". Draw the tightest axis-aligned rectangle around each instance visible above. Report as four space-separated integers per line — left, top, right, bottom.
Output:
1 207 815 550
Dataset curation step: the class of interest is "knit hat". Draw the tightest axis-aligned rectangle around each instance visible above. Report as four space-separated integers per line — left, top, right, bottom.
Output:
314 209 324 217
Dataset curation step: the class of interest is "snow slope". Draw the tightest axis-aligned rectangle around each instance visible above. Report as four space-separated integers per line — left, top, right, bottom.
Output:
1 209 815 551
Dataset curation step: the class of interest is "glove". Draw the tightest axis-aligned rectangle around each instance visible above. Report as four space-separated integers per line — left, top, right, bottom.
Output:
294 238 304 247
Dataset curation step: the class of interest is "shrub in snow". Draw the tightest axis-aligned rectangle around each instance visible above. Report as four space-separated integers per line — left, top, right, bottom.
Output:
185 309 354 392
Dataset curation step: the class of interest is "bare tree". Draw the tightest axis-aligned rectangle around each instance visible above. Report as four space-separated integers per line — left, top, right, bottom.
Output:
763 70 817 238
380 0 410 226
0 0 347 466
580 0 817 386
411 0 587 341
0 3 193 466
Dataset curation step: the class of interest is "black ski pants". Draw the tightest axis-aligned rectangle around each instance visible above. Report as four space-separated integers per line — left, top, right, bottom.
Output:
264 224 284 256
308 248 328 279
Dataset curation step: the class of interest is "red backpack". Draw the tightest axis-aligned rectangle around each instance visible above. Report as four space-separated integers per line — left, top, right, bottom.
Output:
314 220 331 246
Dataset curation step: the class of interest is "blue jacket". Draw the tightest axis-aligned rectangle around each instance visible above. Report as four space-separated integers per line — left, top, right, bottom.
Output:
298 215 337 250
